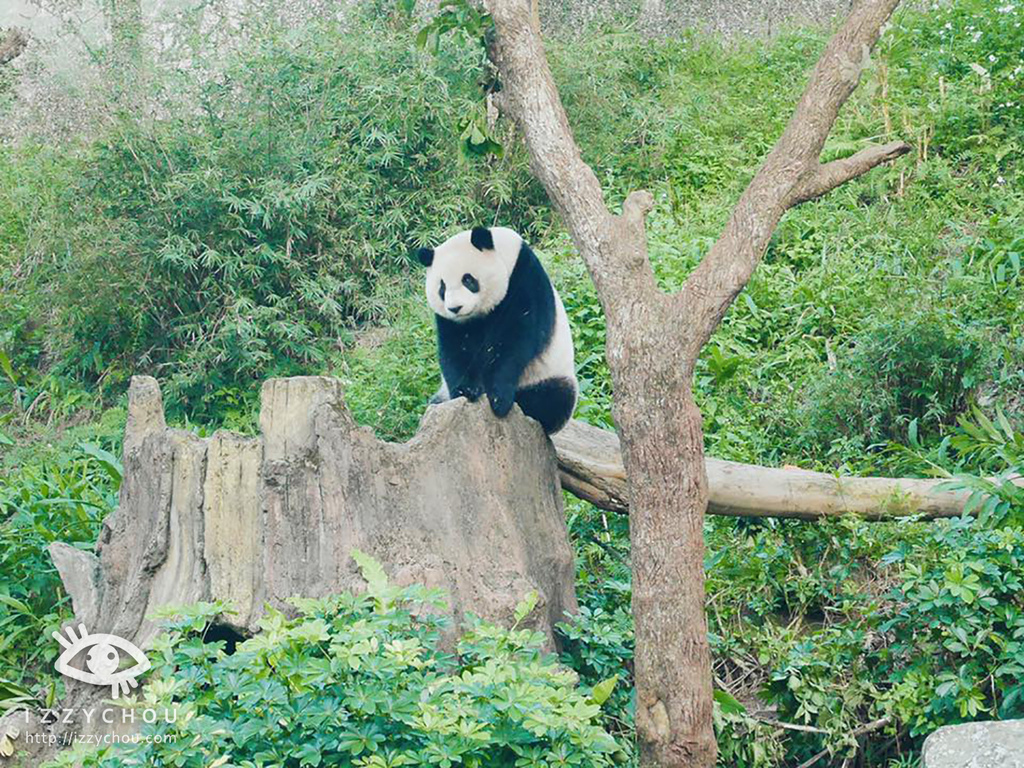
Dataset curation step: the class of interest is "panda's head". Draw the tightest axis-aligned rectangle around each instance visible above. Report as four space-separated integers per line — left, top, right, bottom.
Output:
417 226 522 323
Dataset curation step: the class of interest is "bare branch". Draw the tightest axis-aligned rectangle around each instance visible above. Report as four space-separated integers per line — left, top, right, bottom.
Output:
679 0 904 353
486 0 654 298
621 189 655 224
0 28 28 67
790 140 911 205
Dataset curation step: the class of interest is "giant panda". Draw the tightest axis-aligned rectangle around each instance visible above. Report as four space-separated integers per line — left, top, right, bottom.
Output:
417 226 578 435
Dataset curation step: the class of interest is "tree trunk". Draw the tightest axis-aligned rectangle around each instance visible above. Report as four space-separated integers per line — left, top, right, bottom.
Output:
596 285 717 764
484 0 908 765
615 372 716 765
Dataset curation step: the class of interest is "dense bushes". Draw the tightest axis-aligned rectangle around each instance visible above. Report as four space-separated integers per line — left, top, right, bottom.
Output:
559 459 1024 766
3 1 1022 437
795 312 993 457
51 559 622 768
0 19 544 420
0 439 120 690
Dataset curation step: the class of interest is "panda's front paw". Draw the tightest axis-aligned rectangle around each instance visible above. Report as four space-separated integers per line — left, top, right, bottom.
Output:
487 387 516 418
455 383 483 402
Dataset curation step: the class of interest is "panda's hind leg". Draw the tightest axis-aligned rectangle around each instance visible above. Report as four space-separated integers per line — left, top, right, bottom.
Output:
515 377 577 435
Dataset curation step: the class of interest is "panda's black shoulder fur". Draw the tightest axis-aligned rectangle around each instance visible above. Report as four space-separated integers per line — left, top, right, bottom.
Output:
434 240 555 408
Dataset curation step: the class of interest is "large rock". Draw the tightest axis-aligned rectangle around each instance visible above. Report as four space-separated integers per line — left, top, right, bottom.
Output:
4 376 577 766
922 720 1024 768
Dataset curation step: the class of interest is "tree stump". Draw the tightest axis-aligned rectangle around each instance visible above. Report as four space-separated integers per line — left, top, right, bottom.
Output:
1 376 577 765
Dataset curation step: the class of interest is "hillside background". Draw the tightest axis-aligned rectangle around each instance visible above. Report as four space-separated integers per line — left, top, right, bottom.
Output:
1 1 1022 766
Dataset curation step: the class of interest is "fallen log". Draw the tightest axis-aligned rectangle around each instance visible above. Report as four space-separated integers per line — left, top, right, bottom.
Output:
553 419 1006 521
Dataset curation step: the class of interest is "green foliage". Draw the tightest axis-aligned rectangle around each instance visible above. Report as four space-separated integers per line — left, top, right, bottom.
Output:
0 442 120 690
557 606 634 735
2 2 1024 767
0 17 544 420
881 520 1024 731
795 312 993 461
891 0 1024 165
53 556 621 768
329 294 439 442
944 408 1024 528
555 416 1024 766
414 0 503 161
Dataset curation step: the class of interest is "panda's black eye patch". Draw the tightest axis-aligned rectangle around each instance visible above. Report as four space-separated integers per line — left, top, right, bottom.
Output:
439 280 446 300
461 274 480 293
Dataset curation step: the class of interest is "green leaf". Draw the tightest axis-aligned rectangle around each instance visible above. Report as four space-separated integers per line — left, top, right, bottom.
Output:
0 596 32 615
513 590 538 625
0 350 17 385
588 675 618 706
714 689 747 715
351 549 388 596
78 443 123 487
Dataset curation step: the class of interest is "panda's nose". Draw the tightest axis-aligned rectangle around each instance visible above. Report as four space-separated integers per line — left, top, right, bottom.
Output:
449 305 463 315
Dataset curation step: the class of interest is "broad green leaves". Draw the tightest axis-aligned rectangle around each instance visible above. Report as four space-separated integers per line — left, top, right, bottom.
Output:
62 556 621 768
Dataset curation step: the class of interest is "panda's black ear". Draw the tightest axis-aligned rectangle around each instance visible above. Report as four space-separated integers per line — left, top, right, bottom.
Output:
416 247 434 267
470 226 494 251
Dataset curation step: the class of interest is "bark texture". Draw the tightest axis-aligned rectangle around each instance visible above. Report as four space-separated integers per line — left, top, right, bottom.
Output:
554 419 1011 521
0 376 578 767
71 375 577 644
483 0 908 764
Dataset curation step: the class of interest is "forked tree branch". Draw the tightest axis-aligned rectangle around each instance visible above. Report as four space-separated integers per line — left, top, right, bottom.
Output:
488 0 907 342
679 0 908 355
790 140 911 204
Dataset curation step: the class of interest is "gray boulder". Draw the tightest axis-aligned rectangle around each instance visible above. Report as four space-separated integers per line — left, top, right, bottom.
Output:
922 720 1024 768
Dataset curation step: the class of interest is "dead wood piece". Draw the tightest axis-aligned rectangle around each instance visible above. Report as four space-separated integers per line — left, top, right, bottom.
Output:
554 419 1002 521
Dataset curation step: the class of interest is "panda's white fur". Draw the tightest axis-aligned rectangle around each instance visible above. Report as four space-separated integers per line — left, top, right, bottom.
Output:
519 290 574 389
425 227 523 323
420 226 578 434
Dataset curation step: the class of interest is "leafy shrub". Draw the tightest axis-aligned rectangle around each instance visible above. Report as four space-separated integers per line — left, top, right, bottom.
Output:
943 407 1024 528
701 509 1024 764
53 555 622 768
0 17 546 420
0 442 120 690
795 312 993 461
557 605 634 734
880 519 1024 733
